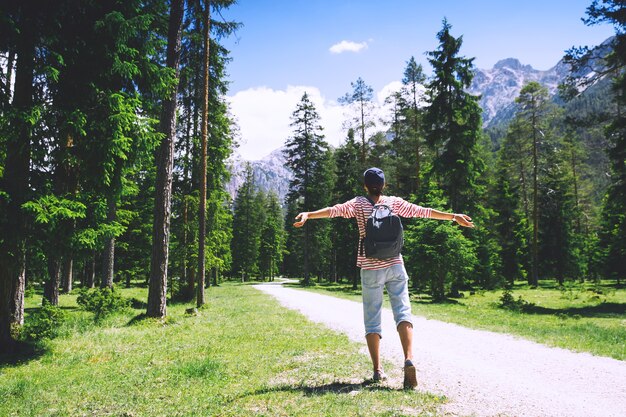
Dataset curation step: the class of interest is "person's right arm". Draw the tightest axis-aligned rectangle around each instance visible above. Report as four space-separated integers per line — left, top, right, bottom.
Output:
293 207 332 228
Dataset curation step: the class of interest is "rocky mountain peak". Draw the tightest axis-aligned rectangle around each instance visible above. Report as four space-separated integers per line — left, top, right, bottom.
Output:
493 58 530 71
226 147 293 204
470 58 564 126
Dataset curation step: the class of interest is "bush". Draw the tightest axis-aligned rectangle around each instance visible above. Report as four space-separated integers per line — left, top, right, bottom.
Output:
559 281 582 301
76 286 130 321
498 289 535 312
21 300 66 341
24 284 37 299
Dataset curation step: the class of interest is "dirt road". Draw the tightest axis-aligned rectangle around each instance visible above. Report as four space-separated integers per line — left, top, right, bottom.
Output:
255 282 626 417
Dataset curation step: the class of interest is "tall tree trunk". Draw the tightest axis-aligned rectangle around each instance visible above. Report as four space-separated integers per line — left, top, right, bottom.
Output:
44 259 61 305
188 266 196 295
61 256 73 293
413 96 421 193
303 223 310 285
5 49 15 100
183 199 194 299
147 0 184 318
360 98 366 164
85 251 96 288
570 144 581 233
0 11 34 352
48 131 78 295
197 0 211 308
518 156 530 221
531 114 539 287
101 193 116 288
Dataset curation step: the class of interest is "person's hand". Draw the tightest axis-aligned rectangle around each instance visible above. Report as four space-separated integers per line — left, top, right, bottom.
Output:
453 213 475 228
293 212 309 228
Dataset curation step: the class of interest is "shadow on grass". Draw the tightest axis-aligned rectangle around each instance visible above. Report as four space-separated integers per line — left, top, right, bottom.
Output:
523 302 626 318
24 305 80 314
126 313 149 326
511 279 623 291
249 379 403 397
125 311 186 326
410 296 461 305
128 298 147 309
289 283 361 293
0 340 45 368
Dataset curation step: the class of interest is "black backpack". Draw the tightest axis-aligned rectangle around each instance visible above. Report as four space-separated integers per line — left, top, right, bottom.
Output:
361 197 404 259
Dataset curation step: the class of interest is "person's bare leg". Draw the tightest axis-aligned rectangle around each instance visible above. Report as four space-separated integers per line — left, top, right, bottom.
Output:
366 333 381 372
398 321 417 389
397 321 413 361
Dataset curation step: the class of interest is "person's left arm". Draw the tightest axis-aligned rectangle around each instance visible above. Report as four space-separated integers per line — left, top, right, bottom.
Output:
395 198 474 228
430 209 474 228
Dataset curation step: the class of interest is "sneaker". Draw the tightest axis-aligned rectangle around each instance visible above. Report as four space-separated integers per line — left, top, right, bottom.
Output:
372 369 387 382
403 360 417 390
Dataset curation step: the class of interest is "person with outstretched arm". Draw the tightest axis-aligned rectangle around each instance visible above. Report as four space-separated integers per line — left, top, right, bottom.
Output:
293 167 474 389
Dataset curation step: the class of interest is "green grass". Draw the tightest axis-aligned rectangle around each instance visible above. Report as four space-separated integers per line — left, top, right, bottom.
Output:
298 280 626 361
1 283 445 417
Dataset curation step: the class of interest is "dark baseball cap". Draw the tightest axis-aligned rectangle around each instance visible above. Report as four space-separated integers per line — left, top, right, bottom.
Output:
363 167 385 187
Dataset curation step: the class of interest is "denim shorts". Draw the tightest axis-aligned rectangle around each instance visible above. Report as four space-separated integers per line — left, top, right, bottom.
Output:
360 264 413 337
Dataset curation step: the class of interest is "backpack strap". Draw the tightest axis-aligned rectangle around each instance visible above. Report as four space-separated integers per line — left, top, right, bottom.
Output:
356 196 371 257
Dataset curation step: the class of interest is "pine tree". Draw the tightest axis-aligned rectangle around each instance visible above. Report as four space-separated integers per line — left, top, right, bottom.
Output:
403 184 477 300
258 191 284 281
491 162 525 286
384 90 410 195
197 0 212 307
206 193 233 286
401 57 427 193
283 92 332 284
560 2 626 284
424 19 483 213
147 0 185 318
283 194 303 278
339 78 375 164
0 0 238 349
514 81 552 286
538 134 578 284
0 1 41 349
331 129 362 288
581 1 626 284
0 0 173 346
178 0 238 301
230 164 262 281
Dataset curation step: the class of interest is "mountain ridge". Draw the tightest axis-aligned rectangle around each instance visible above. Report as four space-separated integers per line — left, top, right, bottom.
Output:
228 37 613 202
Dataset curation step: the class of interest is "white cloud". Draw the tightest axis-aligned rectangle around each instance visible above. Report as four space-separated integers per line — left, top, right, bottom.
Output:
329 40 368 54
227 86 345 160
377 81 403 105
226 80 430 161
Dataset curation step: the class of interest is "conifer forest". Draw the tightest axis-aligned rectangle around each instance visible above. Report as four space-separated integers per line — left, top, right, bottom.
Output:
1 0 625 352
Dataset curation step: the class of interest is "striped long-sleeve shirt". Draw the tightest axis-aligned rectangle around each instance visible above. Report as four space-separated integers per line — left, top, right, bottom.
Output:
328 196 432 270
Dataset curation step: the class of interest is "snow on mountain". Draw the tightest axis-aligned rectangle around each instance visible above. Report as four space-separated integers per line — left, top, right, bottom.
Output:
471 37 613 127
469 58 567 126
227 38 613 202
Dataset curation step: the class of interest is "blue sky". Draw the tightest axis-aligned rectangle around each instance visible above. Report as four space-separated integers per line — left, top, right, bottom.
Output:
220 0 615 160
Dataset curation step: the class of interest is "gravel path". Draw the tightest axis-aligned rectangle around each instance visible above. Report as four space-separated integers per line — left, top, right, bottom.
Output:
255 282 626 417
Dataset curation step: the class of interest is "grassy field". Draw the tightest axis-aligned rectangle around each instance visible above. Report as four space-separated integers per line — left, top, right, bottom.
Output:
1 283 445 417
299 280 626 361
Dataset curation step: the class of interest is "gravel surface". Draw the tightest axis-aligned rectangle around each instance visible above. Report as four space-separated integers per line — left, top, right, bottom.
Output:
255 282 626 417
